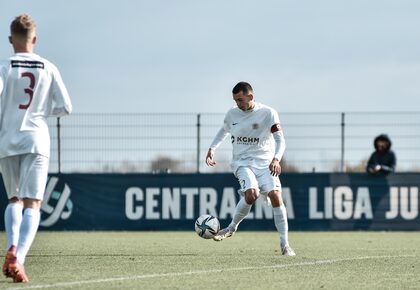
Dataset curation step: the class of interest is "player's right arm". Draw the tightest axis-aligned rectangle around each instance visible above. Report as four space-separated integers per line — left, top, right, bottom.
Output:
205 127 229 166
205 148 216 166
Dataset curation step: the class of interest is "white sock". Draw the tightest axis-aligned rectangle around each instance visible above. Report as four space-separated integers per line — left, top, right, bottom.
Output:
4 203 23 250
273 205 289 248
16 208 40 264
229 198 252 231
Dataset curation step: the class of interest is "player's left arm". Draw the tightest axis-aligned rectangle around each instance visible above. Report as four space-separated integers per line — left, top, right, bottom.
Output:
269 123 286 176
50 66 72 116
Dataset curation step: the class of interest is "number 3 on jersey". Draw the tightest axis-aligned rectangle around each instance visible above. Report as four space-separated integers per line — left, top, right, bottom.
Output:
19 72 35 109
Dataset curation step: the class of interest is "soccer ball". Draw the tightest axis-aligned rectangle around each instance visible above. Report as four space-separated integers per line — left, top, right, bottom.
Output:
195 214 220 239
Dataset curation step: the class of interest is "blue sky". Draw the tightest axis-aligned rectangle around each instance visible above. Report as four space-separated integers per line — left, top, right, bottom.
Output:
1 0 419 113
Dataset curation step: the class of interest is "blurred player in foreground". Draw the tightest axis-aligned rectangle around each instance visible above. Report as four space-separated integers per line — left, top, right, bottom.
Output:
0 14 72 283
205 81 295 256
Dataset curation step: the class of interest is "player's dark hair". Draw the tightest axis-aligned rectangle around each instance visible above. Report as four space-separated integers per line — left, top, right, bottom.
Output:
232 82 253 95
10 14 36 37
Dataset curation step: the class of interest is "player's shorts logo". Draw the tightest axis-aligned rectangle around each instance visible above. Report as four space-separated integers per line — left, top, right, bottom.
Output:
40 176 73 227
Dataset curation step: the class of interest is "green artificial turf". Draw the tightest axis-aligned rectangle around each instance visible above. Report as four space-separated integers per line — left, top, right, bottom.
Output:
1 231 419 289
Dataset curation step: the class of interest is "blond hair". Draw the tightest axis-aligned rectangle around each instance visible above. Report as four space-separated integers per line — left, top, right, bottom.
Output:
10 14 36 40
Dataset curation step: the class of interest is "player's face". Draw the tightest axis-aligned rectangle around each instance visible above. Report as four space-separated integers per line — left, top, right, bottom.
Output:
233 92 254 111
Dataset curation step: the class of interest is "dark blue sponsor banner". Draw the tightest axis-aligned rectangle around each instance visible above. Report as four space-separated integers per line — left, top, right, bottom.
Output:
0 173 419 230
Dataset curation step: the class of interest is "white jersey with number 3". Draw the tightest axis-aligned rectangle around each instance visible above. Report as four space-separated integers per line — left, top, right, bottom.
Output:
0 52 72 158
223 102 281 173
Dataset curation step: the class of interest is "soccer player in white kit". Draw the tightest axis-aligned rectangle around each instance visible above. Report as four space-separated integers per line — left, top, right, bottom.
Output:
0 14 72 282
205 82 295 256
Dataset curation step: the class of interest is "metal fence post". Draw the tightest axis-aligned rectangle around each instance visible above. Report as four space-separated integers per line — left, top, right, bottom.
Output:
196 114 201 173
341 112 345 172
57 117 62 173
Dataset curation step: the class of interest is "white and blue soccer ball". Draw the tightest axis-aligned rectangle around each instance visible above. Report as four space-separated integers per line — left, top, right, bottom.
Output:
195 214 220 239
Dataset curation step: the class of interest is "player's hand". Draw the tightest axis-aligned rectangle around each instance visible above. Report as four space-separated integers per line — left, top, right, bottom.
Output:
269 158 281 176
205 149 216 166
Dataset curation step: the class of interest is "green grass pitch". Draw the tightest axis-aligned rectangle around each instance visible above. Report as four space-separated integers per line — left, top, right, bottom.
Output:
1 231 419 289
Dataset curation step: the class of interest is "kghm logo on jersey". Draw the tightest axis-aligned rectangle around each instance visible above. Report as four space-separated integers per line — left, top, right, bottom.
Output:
40 177 73 227
234 136 260 145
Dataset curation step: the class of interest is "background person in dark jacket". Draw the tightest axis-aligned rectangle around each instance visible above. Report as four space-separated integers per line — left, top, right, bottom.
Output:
366 134 396 175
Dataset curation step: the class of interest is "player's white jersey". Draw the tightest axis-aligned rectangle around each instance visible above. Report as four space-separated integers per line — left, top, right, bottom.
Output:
0 52 72 158
223 102 281 172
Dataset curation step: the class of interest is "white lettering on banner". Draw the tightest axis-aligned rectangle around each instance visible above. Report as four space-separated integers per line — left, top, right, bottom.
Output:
353 187 373 219
199 187 218 217
386 187 419 220
386 187 398 219
282 188 295 219
401 187 418 219
124 186 287 221
218 188 237 219
146 188 160 219
309 187 323 219
124 185 419 221
310 186 373 220
182 188 199 219
126 187 143 220
248 197 272 219
309 187 333 219
246 188 295 219
335 186 353 219
325 187 333 219
162 188 180 219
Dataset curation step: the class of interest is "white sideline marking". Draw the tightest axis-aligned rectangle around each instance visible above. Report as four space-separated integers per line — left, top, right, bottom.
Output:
7 255 415 289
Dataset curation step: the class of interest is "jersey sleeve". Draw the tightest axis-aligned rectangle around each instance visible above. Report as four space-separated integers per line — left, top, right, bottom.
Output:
273 130 286 161
50 66 72 116
270 107 285 160
209 127 229 150
0 62 9 121
270 107 281 126
0 70 4 94
223 111 231 132
209 111 231 150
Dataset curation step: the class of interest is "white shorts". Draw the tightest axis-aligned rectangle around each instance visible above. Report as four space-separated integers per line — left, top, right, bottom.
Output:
0 154 49 201
234 166 282 198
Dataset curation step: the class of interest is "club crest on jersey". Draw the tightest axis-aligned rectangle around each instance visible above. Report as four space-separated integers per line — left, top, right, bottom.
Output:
252 123 259 130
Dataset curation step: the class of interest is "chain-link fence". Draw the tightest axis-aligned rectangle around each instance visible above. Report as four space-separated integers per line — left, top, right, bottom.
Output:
48 112 420 173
